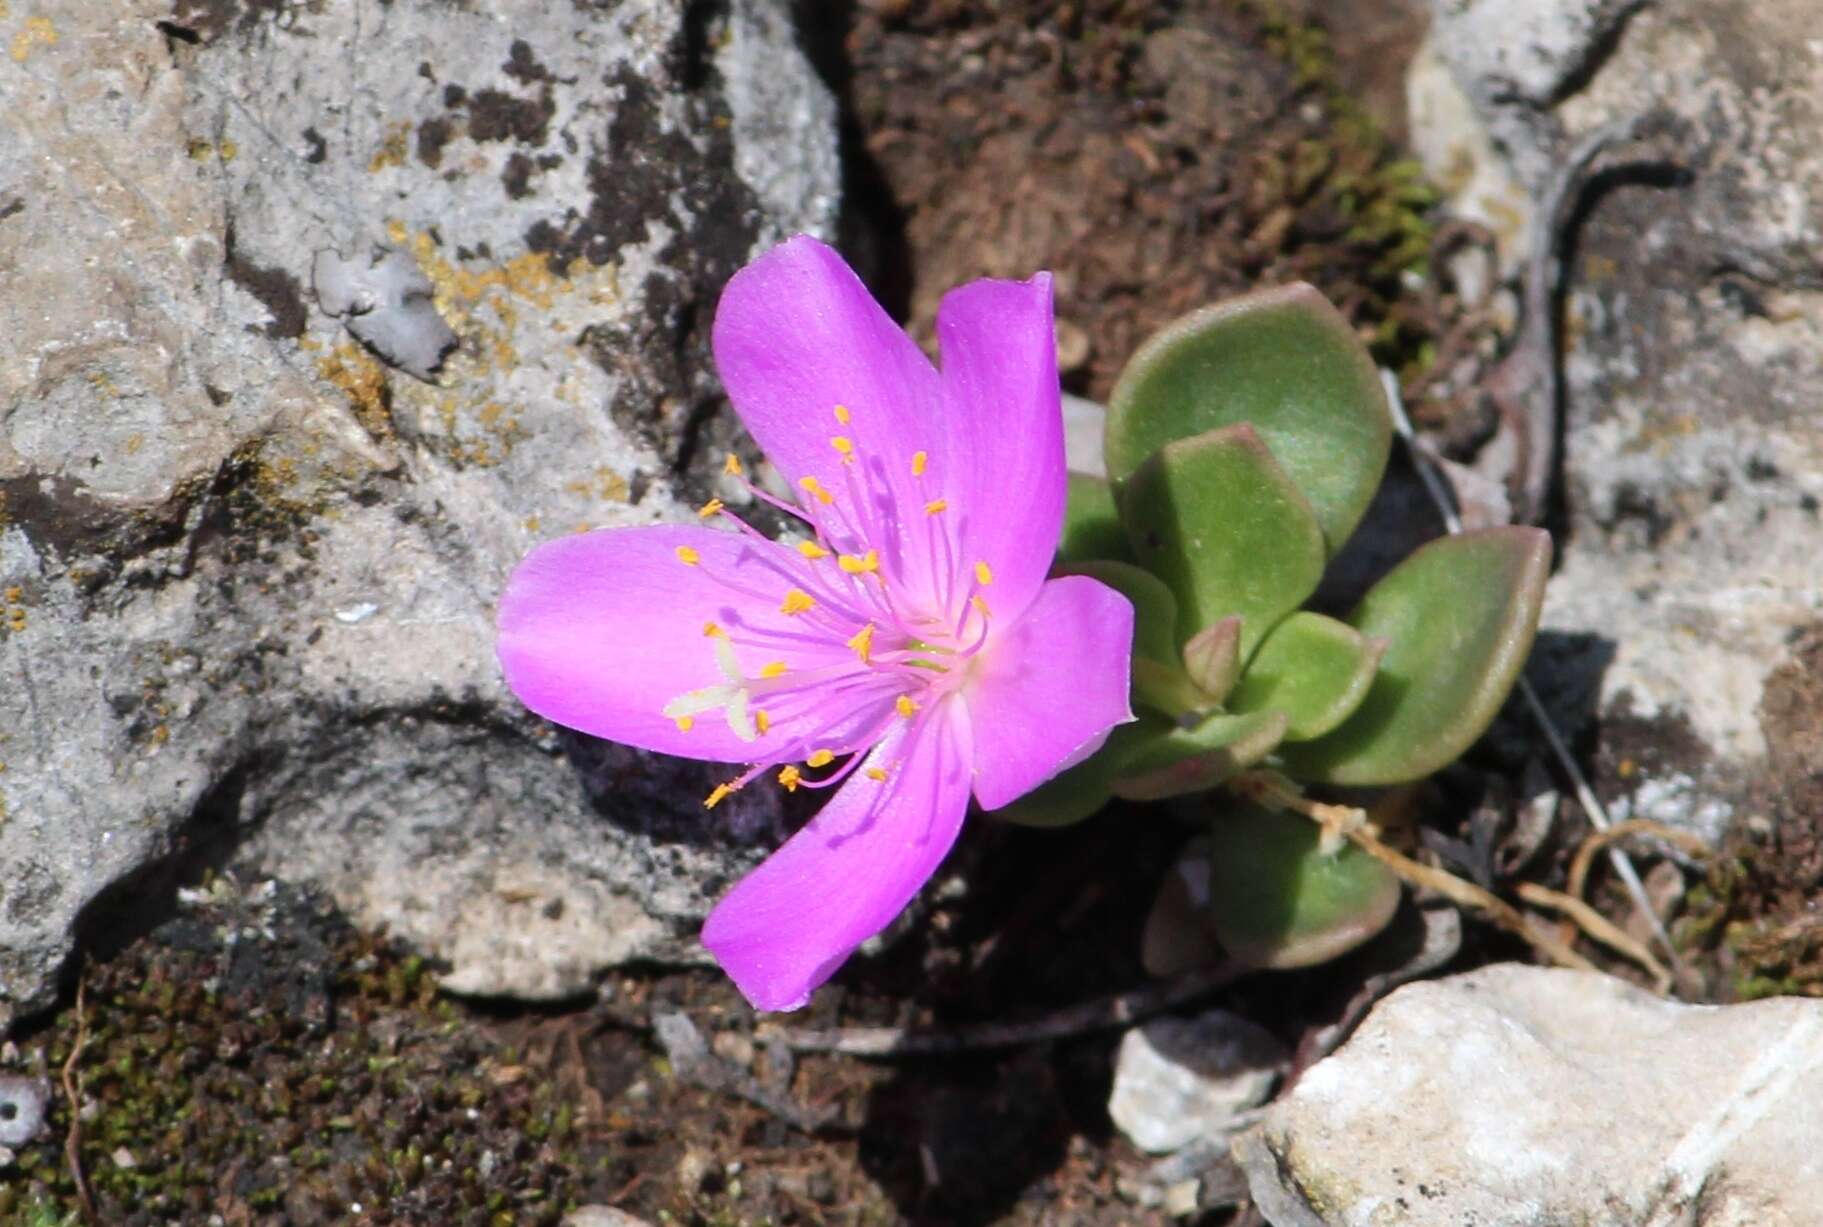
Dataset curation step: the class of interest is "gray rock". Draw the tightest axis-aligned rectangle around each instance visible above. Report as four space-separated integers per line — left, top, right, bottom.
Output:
1237 963 1823 1227
0 0 837 1026
563 1209 654 1227
1410 0 1823 840
1107 1009 1286 1155
0 1075 51 1148
311 248 458 381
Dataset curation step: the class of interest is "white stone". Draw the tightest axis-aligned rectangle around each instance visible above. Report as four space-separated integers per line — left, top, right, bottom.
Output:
1238 964 1823 1226
1108 1010 1285 1155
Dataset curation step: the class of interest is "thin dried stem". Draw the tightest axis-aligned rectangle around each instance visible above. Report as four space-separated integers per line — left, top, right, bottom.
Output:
762 961 1244 1057
1567 819 1712 904
1516 881 1669 992
1232 771 1598 974
62 971 97 1225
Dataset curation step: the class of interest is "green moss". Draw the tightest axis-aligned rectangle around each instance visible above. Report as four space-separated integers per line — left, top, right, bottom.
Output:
1232 0 1441 373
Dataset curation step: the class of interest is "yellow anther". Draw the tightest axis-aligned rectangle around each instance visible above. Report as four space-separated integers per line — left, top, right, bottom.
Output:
974 560 994 586
780 588 817 615
674 715 695 732
911 450 928 477
704 783 735 810
797 540 831 560
896 695 918 718
971 594 992 619
755 709 772 734
675 546 701 565
865 767 888 782
760 660 787 679
723 453 744 476
838 549 880 575
831 435 855 463
698 498 725 518
924 499 948 516
798 476 834 505
807 749 835 768
702 621 724 638
834 404 851 424
778 764 803 792
846 622 876 664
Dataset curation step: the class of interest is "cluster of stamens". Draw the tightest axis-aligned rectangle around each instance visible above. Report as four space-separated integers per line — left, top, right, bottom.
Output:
662 403 998 808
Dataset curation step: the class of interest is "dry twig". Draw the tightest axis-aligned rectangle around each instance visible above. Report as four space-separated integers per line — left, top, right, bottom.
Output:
1515 881 1669 992
1567 819 1712 904
62 972 96 1225
762 961 1243 1058
1232 770 1599 974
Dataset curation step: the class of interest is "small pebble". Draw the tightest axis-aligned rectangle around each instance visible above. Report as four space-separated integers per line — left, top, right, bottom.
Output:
0 1075 51 1147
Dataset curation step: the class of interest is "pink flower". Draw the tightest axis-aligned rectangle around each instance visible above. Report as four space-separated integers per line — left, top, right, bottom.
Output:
496 237 1134 1010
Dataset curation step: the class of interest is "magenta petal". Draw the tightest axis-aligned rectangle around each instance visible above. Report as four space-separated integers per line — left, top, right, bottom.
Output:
712 235 945 500
496 524 886 764
702 700 975 1011
934 273 1065 622
967 575 1135 810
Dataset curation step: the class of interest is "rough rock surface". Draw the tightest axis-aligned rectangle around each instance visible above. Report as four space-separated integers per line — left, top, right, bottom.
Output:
1410 0 1823 842
0 0 837 1025
1107 1009 1284 1155
1237 963 1823 1227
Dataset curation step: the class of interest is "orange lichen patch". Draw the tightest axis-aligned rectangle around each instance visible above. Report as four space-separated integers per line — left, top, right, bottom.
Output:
10 16 57 62
316 342 391 440
562 467 630 503
367 121 414 172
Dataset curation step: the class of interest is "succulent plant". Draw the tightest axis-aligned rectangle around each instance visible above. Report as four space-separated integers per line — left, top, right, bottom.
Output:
995 284 1551 970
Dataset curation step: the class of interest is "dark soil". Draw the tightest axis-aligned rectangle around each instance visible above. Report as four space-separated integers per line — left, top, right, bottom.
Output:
839 0 1441 401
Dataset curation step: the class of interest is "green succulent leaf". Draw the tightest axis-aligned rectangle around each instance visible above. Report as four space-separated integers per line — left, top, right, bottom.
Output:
1058 472 1132 565
1105 283 1392 555
1227 611 1387 741
1198 799 1402 969
1110 708 1289 802
1057 560 1205 719
985 756 1120 827
1117 424 1326 661
985 717 1159 827
1181 616 1243 704
1277 527 1553 786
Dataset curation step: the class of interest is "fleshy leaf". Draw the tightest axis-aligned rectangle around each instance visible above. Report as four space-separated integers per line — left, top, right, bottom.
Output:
1105 283 1392 555
1058 560 1202 719
988 705 1285 823
1116 424 1325 661
1181 616 1243 704
1058 472 1131 564
1277 527 1552 785
1227 611 1386 741
1197 800 1402 969
1110 708 1289 802
985 718 1158 827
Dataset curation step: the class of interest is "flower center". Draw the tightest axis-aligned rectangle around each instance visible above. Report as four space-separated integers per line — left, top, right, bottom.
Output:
661 404 998 805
